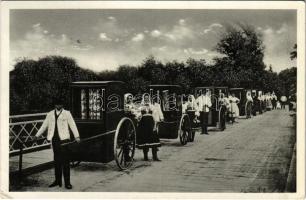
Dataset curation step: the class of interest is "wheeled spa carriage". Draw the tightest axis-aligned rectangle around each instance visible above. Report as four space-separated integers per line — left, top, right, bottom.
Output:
228 88 253 118
65 81 137 170
193 87 228 130
149 85 192 145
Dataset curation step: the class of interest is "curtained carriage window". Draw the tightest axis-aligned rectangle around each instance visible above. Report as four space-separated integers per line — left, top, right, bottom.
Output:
79 88 104 120
162 90 169 111
81 89 87 119
162 90 177 111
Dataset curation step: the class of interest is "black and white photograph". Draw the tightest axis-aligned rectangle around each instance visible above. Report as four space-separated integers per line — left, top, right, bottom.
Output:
0 1 305 198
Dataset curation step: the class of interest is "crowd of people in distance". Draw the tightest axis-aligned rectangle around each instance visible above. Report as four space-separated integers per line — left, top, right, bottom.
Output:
123 90 292 161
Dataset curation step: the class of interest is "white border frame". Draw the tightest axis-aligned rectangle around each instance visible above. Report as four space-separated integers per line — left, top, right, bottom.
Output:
1 1 305 199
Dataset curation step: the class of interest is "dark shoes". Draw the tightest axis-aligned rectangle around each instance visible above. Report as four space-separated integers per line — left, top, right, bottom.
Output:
153 157 161 161
152 151 161 162
65 183 73 189
49 181 62 188
49 181 72 189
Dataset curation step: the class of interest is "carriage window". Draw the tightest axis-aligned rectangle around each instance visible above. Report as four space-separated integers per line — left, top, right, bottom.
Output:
77 88 104 120
162 90 169 111
161 90 177 111
81 89 87 119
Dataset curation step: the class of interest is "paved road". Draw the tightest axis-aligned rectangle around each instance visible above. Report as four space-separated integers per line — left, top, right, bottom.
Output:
11 109 296 192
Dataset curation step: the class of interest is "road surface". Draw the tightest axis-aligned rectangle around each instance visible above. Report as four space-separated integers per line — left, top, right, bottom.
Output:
10 109 296 192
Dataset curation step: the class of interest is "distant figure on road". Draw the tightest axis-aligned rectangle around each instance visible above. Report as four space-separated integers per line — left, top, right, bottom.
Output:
252 94 258 116
280 95 287 110
276 101 281 109
245 91 253 119
228 93 240 122
196 90 212 135
271 92 277 110
218 93 228 130
35 98 80 190
266 93 273 111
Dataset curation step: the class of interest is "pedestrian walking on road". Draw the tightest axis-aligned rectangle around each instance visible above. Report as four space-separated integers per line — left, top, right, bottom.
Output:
196 89 212 135
35 98 80 190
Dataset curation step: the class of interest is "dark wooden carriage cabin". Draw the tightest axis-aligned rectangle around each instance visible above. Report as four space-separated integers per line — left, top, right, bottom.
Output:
69 81 126 163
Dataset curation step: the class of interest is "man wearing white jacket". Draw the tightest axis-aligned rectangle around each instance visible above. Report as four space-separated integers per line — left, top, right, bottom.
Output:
196 90 212 135
35 98 80 189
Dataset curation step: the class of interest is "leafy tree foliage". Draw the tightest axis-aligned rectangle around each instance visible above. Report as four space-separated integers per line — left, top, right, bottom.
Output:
278 67 297 99
10 56 99 114
290 44 297 60
215 24 266 89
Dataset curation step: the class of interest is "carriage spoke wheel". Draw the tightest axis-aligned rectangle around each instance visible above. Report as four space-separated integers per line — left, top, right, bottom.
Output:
70 161 81 168
179 114 191 145
114 117 136 170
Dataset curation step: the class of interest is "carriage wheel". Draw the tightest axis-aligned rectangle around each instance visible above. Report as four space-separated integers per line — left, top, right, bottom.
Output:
70 161 81 168
218 106 226 131
179 114 191 145
114 117 136 170
245 101 252 119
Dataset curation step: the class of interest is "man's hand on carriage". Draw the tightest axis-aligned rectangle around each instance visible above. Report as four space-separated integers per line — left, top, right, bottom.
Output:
33 135 38 142
75 137 81 143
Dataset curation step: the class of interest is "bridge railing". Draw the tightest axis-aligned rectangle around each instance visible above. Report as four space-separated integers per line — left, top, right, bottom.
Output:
9 112 54 178
9 113 50 156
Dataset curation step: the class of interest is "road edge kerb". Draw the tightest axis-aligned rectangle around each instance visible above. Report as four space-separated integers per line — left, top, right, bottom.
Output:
285 143 296 192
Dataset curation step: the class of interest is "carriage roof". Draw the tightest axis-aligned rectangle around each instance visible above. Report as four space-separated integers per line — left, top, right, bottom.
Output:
229 87 244 91
149 84 182 92
195 86 228 89
195 86 214 89
71 81 125 87
149 84 181 88
214 86 228 89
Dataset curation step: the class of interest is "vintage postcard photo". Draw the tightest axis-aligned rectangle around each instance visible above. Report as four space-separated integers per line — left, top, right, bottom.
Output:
0 1 305 199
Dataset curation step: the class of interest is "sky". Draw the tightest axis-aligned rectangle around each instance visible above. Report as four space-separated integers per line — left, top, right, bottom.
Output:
10 9 297 73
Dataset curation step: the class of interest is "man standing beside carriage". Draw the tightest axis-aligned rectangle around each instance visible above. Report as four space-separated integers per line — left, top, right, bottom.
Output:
196 89 212 135
34 98 80 190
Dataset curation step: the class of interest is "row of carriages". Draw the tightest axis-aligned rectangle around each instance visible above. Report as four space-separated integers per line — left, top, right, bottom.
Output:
64 81 272 170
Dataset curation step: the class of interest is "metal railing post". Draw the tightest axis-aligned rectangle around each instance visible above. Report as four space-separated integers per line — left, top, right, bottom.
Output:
18 143 23 180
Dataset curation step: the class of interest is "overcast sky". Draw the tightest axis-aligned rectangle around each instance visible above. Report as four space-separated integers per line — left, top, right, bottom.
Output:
10 9 296 73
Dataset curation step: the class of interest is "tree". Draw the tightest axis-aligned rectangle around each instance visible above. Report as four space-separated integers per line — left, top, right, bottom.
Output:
278 67 297 98
138 56 167 84
215 24 266 88
290 44 297 60
10 56 99 114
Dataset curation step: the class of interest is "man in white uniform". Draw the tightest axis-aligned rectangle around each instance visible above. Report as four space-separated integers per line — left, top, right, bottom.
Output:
196 89 212 135
35 98 80 189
